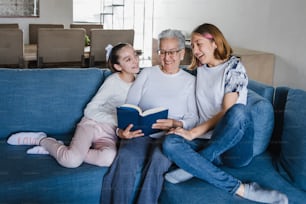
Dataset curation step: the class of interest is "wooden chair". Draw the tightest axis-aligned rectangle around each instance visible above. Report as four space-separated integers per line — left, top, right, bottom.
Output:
29 24 64 44
70 23 103 38
37 28 86 67
0 24 19 29
0 29 24 68
89 29 134 67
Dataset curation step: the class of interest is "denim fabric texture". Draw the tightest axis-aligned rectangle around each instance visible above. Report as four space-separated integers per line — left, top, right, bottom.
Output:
101 136 171 204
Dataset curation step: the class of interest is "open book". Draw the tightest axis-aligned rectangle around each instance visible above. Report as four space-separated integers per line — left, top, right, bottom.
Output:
116 104 169 136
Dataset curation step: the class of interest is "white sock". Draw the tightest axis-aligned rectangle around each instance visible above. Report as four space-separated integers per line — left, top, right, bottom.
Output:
165 168 194 184
242 182 288 204
7 132 47 145
26 140 63 155
27 146 49 155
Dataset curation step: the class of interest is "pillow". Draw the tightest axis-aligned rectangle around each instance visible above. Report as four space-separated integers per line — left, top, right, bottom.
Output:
278 89 306 191
246 89 274 156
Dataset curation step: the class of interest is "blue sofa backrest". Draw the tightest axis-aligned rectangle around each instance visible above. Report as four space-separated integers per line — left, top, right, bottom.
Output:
247 80 275 103
0 68 112 139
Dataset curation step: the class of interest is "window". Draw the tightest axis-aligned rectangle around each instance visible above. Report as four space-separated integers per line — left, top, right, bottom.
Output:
73 0 154 66
73 0 101 23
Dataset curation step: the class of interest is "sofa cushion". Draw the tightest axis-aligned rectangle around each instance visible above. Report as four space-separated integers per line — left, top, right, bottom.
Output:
160 152 306 204
0 141 108 203
278 88 306 191
246 89 274 156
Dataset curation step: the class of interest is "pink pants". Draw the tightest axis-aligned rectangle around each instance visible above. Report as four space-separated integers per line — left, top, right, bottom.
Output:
41 117 117 168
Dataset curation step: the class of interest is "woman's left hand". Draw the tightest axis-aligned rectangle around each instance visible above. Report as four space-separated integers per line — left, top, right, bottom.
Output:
167 127 194 141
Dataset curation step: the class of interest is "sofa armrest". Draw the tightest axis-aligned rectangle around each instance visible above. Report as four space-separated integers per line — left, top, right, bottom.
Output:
269 86 290 156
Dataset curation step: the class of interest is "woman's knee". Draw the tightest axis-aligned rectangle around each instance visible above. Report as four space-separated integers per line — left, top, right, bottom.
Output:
225 104 252 126
227 104 246 117
163 134 184 157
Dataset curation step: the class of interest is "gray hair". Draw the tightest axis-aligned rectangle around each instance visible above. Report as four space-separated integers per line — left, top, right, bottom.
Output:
158 29 185 49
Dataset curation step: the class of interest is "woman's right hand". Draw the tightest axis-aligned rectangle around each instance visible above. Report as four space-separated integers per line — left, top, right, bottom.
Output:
117 124 144 139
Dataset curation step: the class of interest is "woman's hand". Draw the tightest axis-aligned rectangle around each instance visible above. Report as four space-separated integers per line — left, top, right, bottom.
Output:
167 127 195 141
152 119 183 130
117 124 144 139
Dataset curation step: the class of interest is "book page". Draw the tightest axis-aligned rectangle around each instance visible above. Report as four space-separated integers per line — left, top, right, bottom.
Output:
142 107 168 116
120 104 142 113
119 104 167 117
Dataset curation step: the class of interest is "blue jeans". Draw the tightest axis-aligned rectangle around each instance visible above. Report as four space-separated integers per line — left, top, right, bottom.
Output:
101 136 171 204
163 104 254 195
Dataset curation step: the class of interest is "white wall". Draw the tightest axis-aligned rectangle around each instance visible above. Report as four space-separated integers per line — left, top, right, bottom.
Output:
153 0 306 90
0 0 73 44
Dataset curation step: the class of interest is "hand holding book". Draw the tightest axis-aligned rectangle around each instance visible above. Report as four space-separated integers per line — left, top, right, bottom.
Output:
116 123 144 139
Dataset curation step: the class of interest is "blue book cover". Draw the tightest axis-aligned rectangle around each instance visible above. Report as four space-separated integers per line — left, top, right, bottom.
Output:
116 104 168 136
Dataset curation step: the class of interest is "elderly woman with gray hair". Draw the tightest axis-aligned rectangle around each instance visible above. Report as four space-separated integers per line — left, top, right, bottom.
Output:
101 29 198 204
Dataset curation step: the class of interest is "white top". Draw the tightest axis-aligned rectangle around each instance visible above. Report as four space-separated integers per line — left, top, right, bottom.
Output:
84 72 133 126
196 56 248 139
126 66 198 130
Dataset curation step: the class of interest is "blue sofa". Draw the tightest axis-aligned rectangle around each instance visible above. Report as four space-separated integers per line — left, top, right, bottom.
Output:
0 68 305 203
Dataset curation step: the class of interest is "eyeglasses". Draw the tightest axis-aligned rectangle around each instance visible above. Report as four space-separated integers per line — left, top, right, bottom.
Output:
157 49 182 57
